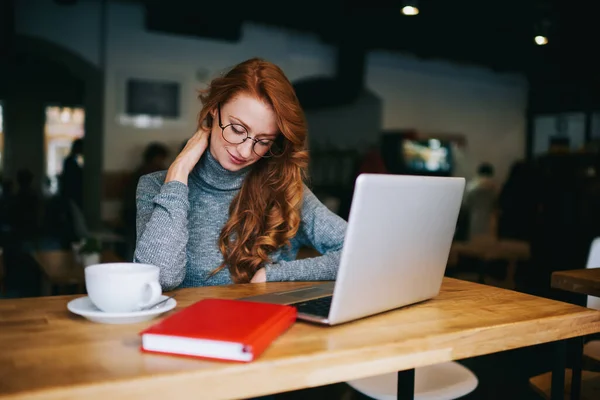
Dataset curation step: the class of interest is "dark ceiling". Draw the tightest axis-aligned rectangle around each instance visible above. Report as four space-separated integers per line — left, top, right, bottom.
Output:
138 0 600 111
140 0 599 79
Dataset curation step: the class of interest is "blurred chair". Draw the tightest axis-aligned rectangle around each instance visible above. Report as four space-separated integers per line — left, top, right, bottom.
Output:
309 147 360 221
346 362 478 400
32 249 84 295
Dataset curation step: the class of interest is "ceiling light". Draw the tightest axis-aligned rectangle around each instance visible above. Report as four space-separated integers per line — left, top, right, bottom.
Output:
402 6 419 15
402 1 419 16
534 35 548 45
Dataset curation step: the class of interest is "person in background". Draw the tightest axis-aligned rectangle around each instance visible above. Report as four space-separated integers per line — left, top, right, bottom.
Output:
463 162 499 239
61 138 84 210
40 173 88 250
134 58 347 290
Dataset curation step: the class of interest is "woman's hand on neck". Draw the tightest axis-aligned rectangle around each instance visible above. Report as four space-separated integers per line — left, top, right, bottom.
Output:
166 128 210 185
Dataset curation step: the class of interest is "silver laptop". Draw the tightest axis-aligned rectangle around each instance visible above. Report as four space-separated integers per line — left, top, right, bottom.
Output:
240 173 465 325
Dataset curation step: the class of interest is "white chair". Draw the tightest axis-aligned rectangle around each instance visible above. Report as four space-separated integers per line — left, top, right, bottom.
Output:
583 237 600 363
347 361 478 400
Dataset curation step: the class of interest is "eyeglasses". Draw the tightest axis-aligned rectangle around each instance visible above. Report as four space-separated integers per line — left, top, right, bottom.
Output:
217 103 283 158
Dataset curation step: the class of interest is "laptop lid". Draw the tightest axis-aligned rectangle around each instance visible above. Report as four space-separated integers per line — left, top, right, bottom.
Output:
327 173 465 325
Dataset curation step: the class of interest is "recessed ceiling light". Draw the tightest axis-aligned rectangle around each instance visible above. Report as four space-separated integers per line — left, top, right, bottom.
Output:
534 35 548 45
402 6 419 16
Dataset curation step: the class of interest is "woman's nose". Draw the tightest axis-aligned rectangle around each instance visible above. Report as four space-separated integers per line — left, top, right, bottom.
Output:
238 139 254 158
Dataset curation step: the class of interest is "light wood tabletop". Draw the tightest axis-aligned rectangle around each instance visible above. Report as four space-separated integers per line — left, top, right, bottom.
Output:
2 278 600 400
552 268 600 298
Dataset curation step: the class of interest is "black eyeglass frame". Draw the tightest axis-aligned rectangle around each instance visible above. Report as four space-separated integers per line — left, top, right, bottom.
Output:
217 103 283 158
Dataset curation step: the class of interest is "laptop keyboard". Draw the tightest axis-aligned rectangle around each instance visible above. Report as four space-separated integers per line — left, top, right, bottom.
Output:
291 296 332 317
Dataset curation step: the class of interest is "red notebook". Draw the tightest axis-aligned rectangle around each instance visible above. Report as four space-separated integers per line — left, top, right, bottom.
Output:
140 298 297 362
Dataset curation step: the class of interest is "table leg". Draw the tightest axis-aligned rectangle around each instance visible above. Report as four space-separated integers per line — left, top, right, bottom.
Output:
504 259 517 289
40 277 52 296
477 259 486 284
571 336 583 400
397 368 415 400
551 340 566 400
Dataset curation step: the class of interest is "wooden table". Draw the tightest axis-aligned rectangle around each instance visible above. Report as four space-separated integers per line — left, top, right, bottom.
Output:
1 278 600 400
450 238 530 288
552 269 600 298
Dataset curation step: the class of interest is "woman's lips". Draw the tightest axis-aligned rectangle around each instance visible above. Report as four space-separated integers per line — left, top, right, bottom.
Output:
227 151 246 165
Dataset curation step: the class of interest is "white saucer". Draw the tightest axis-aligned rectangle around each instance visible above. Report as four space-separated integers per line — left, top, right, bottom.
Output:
67 295 177 324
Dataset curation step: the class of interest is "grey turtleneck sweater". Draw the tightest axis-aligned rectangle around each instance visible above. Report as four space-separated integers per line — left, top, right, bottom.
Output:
134 150 348 290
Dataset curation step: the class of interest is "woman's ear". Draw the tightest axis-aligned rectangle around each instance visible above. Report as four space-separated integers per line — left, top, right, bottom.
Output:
209 107 217 119
203 109 216 129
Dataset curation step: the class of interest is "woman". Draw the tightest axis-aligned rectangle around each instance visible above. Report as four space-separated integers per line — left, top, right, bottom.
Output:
134 58 347 290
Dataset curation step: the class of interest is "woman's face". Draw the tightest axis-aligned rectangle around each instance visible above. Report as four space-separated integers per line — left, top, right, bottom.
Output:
209 94 279 172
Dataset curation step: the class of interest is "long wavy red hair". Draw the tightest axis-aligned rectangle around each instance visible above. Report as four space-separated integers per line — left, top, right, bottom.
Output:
197 58 309 283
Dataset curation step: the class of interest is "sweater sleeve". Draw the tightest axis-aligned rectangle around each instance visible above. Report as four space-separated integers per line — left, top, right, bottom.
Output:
133 173 190 290
265 185 347 282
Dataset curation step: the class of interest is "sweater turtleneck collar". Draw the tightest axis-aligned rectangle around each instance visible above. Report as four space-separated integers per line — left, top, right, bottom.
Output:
190 149 250 191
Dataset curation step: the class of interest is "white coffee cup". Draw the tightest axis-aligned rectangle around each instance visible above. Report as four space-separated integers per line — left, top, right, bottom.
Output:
85 263 162 313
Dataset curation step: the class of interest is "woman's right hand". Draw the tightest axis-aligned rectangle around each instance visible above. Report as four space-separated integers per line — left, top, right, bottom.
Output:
165 128 210 185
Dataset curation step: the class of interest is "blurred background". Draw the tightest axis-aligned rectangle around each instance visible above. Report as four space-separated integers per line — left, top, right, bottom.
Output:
2 0 600 299
2 1 600 397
